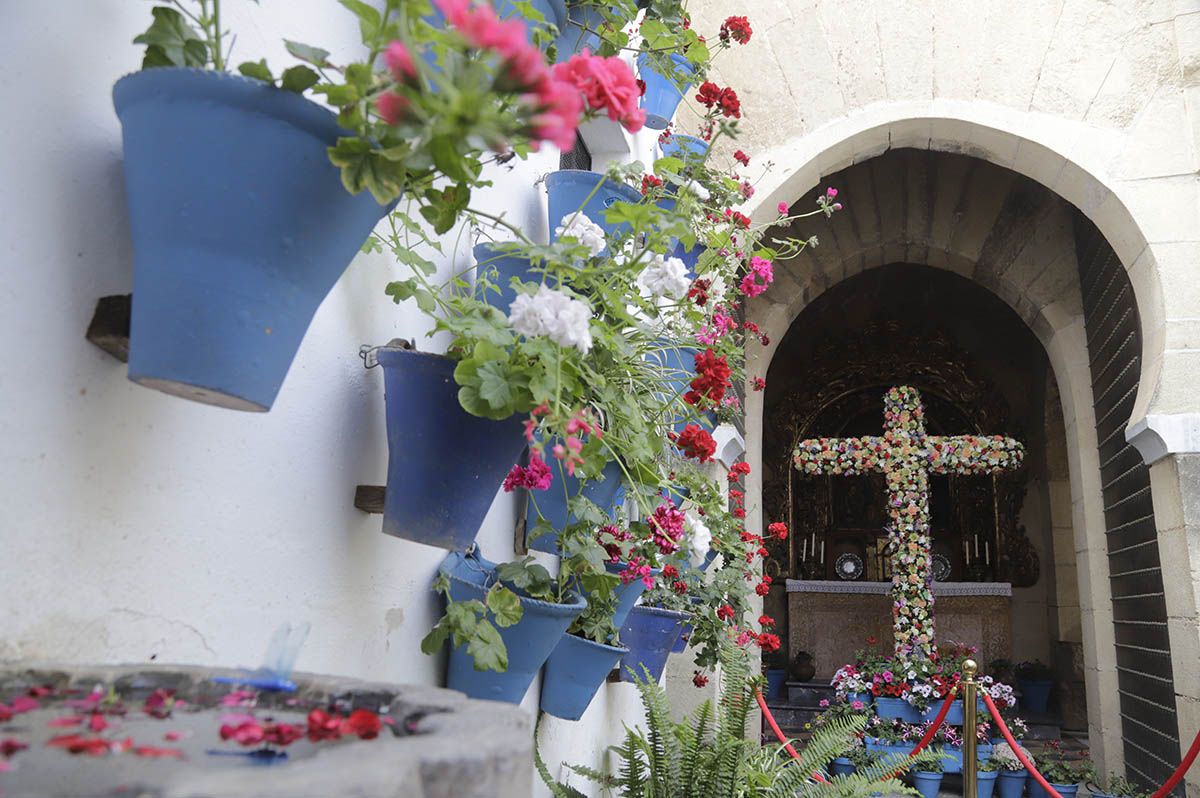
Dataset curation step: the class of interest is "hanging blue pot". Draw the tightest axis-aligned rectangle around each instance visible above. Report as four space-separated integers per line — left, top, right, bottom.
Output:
540 632 627 720
830 757 856 777
617 605 689 682
659 134 709 164
440 551 586 704
996 770 1028 798
526 456 625 553
554 2 605 59
474 242 538 317
644 342 697 431
1017 679 1052 713
765 668 788 700
911 771 944 798
672 239 705 279
637 53 696 130
546 170 642 242
874 696 922 723
113 69 391 412
378 347 525 550
671 619 693 653
604 561 657 629
978 769 1000 798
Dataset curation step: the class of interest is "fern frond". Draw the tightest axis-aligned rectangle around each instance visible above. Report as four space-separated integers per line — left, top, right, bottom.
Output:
680 699 714 794
534 731 590 798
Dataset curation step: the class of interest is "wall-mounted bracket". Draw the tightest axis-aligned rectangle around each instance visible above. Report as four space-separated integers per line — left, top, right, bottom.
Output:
354 486 386 513
85 294 132 362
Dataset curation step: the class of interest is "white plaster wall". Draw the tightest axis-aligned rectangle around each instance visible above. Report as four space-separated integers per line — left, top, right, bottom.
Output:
0 3 661 795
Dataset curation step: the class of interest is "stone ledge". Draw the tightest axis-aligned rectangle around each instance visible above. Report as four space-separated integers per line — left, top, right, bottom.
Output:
1126 413 1200 464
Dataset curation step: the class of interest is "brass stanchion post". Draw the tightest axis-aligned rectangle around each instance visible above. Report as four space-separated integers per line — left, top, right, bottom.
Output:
963 659 979 798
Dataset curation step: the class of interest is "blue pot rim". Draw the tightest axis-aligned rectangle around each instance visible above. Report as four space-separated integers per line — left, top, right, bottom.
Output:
113 67 347 146
440 555 588 616
977 770 1001 779
637 52 697 74
913 772 944 779
628 605 690 621
375 346 453 368
562 631 629 655
544 169 643 204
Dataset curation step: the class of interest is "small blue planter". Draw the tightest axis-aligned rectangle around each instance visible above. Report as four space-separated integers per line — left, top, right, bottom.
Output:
474 242 539 317
1029 781 1077 798
546 170 642 242
554 2 604 59
440 551 586 704
618 605 689 682
540 632 627 720
672 239 705 279
978 769 1000 798
378 348 525 550
875 696 922 723
659 134 708 164
114 69 391 411
847 691 872 708
638 53 696 130
940 743 993 774
765 669 788 700
1018 679 1053 713
526 456 625 554
921 698 968 726
996 769 1029 798
830 757 856 777
911 771 943 798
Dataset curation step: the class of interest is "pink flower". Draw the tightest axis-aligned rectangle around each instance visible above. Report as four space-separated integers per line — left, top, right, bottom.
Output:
852 700 865 710
376 92 410 126
552 51 645 133
818 698 830 708
826 187 838 199
502 452 554 492
384 41 417 83
738 256 774 297
528 78 584 150
777 201 789 215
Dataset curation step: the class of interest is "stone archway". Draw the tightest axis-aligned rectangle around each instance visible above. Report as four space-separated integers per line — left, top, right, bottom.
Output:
743 138 1181 786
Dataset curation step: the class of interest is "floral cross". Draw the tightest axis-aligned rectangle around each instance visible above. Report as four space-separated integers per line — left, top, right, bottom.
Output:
792 386 1024 661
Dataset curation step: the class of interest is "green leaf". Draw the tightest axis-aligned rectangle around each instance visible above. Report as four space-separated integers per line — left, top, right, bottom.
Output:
476 360 513 411
134 7 207 68
284 39 331 68
467 621 508 672
280 65 319 93
419 184 471 235
237 59 274 84
327 137 407 205
486 585 523 628
339 0 383 41
431 136 473 183
313 83 359 106
420 622 451 655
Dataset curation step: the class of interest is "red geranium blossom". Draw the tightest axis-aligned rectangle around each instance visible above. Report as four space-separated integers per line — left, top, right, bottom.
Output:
756 633 781 653
729 211 751 228
716 604 735 621
673 424 716 463
734 149 750 166
754 581 771 596
640 174 663 195
759 614 775 627
307 708 343 741
752 377 766 391
719 16 753 45
768 522 788 540
688 278 711 307
342 709 383 740
692 671 709 688
684 348 732 407
728 461 751 481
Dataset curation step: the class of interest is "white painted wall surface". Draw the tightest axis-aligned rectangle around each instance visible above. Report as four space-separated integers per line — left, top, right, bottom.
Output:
0 2 661 794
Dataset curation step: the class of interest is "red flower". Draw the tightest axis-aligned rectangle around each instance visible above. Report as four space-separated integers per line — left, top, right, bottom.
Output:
692 671 709 688
672 580 689 594
264 723 305 747
142 689 177 719
384 41 417 83
341 709 383 740
688 278 711 307
662 564 679 579
732 507 746 519
1 738 28 757
640 174 663 195
717 87 741 118
734 149 750 166
756 633 781 653
307 708 343 741
728 461 751 481
376 91 411 126
768 522 788 540
696 81 723 109
755 582 771 596
719 16 753 45
699 84 741 118
133 745 184 758
730 211 751 228
684 348 732 407
759 614 775 627
220 720 265 747
717 604 735 621
752 377 766 391
674 424 716 463
553 52 646 133
47 733 119 756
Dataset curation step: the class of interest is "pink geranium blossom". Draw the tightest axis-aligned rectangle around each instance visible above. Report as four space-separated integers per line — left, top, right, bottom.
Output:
738 256 774 297
552 51 646 133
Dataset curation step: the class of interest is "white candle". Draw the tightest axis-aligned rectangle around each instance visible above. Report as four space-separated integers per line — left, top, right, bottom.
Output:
985 541 990 566
974 534 979 557
820 541 826 564
964 540 970 563
801 539 807 562
811 532 817 554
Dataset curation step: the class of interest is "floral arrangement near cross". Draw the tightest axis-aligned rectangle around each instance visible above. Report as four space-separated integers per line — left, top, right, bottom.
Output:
792 386 1024 661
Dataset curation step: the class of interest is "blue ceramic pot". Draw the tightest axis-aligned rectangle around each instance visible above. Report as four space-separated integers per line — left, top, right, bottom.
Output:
545 170 642 241
555 2 604 58
875 696 922 724
113 69 391 412
671 620 693 653
526 455 625 553
540 632 627 720
440 551 586 704
1029 781 1077 798
830 757 855 777
1018 679 1053 713
377 348 525 550
659 134 708 164
911 771 943 798
940 743 992 774
617 605 689 682
672 239 705 279
638 53 696 130
978 769 1000 798
846 691 872 707
765 669 788 700
922 698 965 726
474 242 538 317
997 770 1028 798
644 342 717 433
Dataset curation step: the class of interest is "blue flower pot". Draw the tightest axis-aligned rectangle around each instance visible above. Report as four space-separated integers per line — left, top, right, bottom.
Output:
831 757 856 777
378 348 525 550
526 456 625 553
766 669 788 700
440 551 586 704
644 343 717 432
605 561 658 629
1029 781 1077 798
540 632 627 720
659 134 708 164
911 771 943 798
671 620 694 653
546 170 642 242
978 769 1000 798
474 242 538 317
555 2 604 58
847 691 872 707
875 696 922 723
1018 679 1053 713
672 239 705 279
113 69 390 411
922 698 965 726
996 770 1028 798
637 53 696 130
617 605 689 682
940 743 992 774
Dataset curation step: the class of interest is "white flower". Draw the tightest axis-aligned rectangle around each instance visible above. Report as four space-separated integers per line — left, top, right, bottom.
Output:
555 212 606 257
508 285 593 354
684 181 711 202
684 510 712 567
637 254 691 300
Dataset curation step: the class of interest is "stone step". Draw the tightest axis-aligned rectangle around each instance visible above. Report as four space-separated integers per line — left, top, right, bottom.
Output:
786 680 837 705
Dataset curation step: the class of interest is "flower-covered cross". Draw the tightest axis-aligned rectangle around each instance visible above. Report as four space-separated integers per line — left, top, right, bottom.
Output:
792 386 1024 661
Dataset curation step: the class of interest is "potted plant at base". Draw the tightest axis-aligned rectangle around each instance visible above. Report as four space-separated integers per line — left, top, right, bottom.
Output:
1016 660 1054 713
1089 774 1150 798
978 754 1004 798
993 742 1032 798
910 752 946 798
1029 742 1088 798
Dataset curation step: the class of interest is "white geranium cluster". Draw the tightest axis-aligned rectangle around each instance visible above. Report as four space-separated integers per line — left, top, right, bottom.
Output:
903 680 938 710
684 509 712 567
991 742 1031 771
637 254 691 300
555 212 606 257
508 285 593 353
979 675 1017 709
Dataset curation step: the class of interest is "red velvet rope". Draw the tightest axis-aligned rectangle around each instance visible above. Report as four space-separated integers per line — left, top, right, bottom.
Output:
906 688 958 758
1149 724 1200 798
982 692 1062 798
755 688 829 783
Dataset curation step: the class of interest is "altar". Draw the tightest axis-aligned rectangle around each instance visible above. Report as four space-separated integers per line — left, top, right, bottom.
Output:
785 579 1012 677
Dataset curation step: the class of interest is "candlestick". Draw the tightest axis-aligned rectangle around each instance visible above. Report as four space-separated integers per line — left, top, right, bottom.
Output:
811 532 817 554
985 541 990 566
